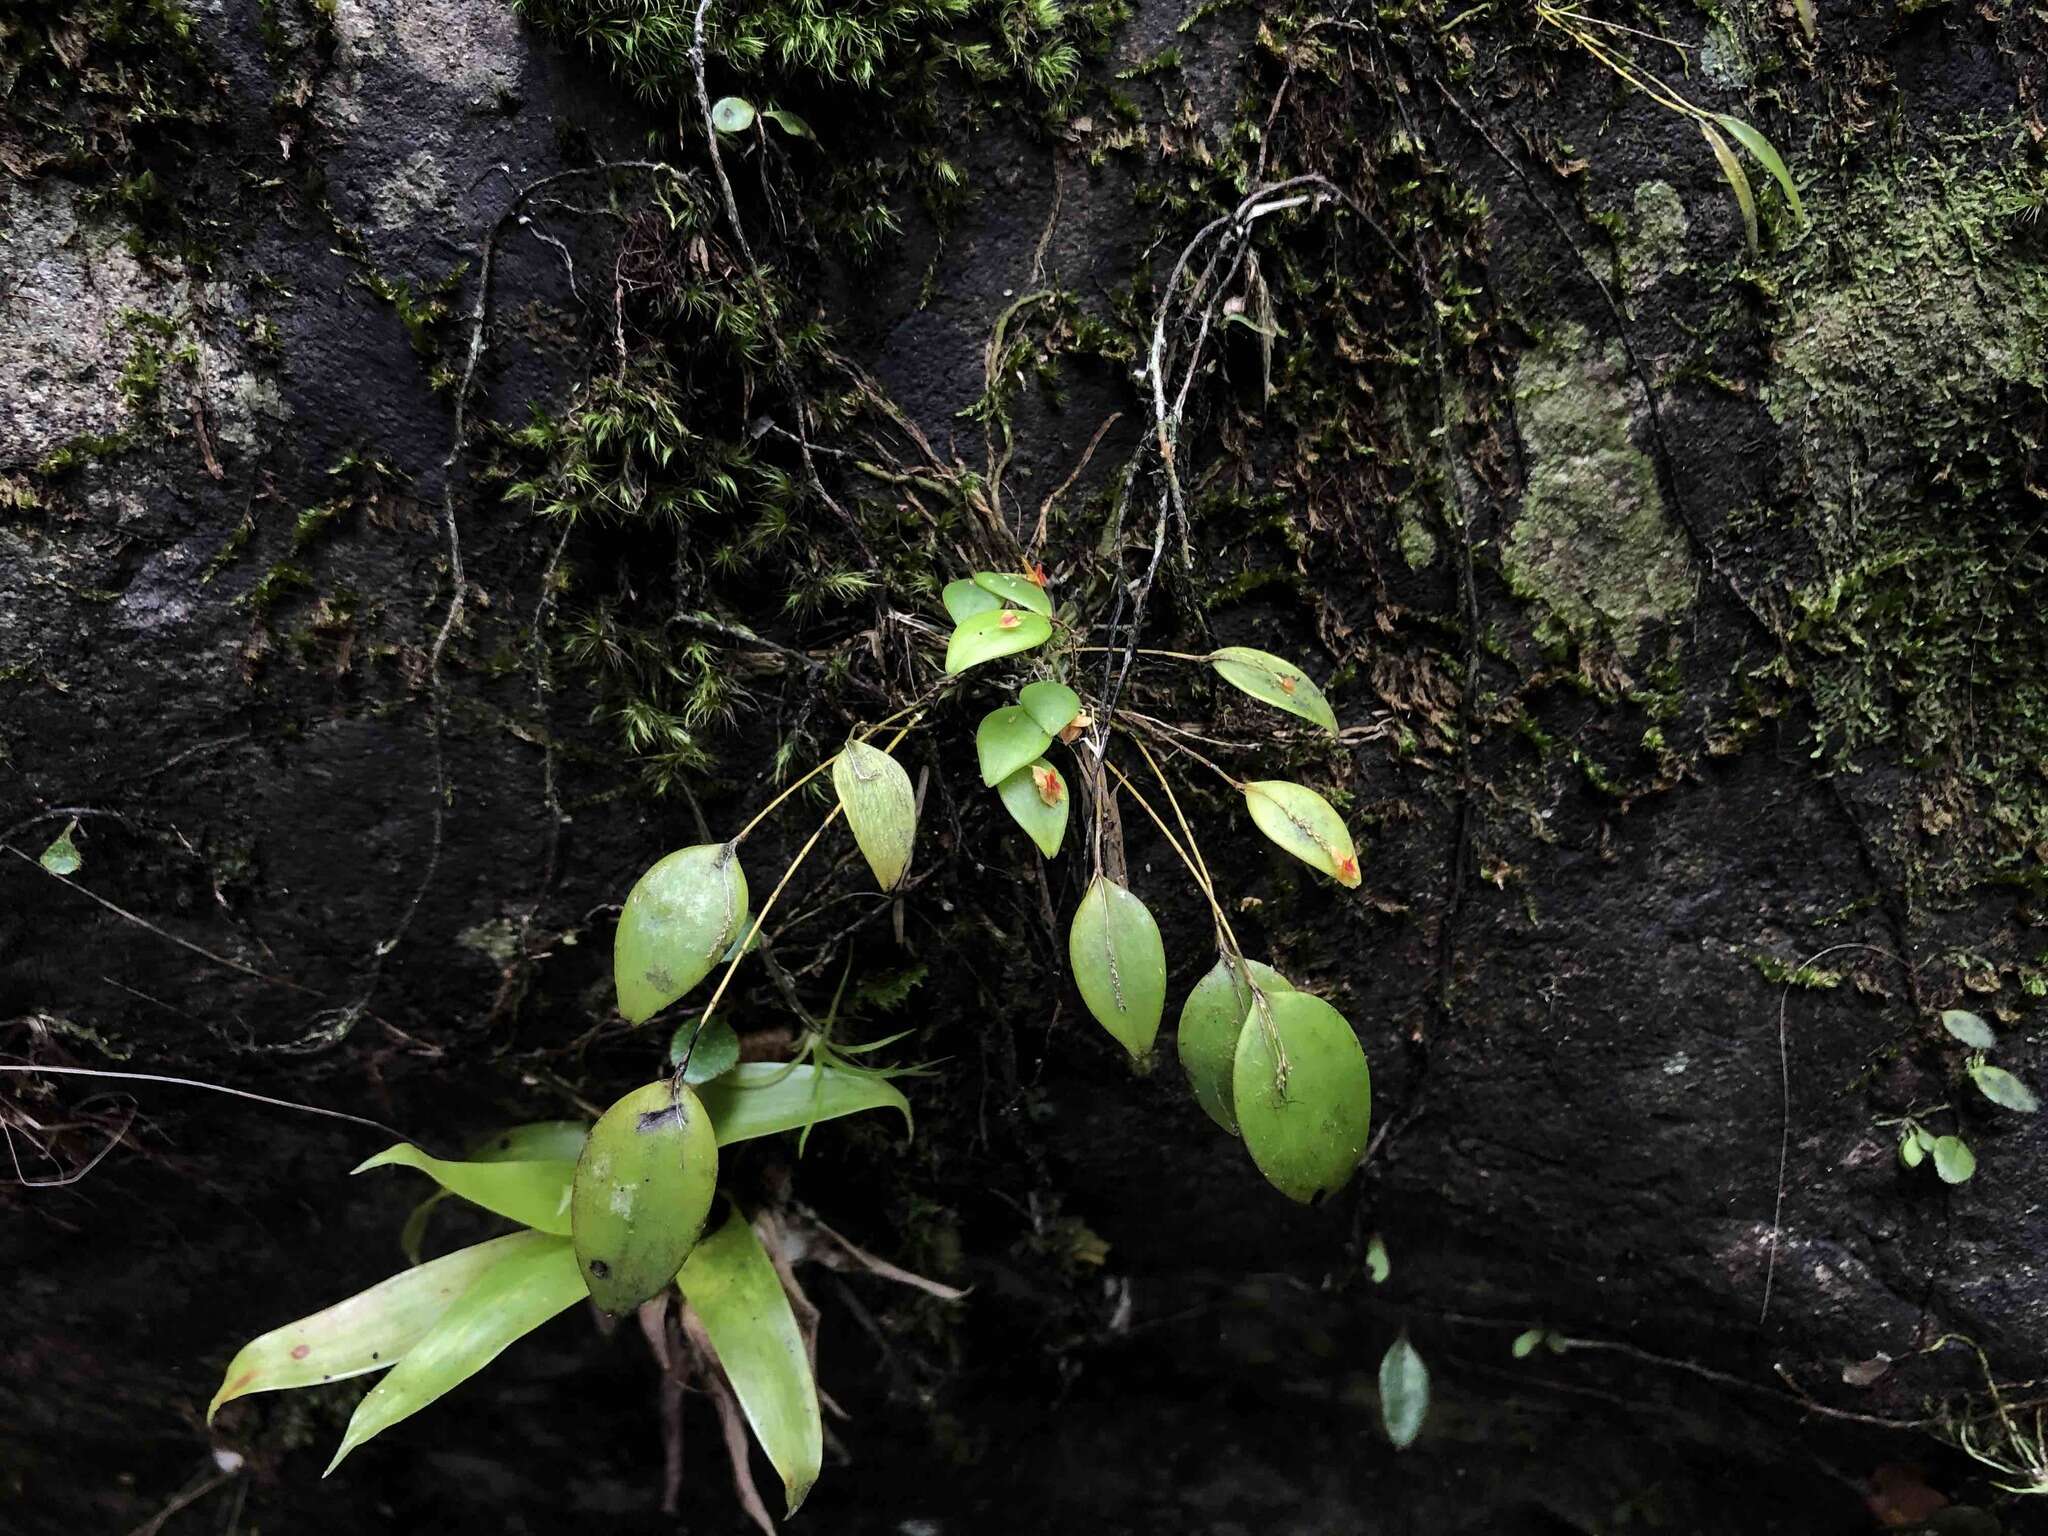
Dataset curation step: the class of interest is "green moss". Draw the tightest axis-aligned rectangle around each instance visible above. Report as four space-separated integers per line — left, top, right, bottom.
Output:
1619 180 1689 291
1768 140 2048 891
1500 323 1693 656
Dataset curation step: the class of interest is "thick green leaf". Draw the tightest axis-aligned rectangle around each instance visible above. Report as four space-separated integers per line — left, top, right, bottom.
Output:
1713 114 1806 223
572 1082 719 1314
1019 680 1081 735
670 1016 742 1085
942 578 1001 624
1512 1328 1545 1360
1209 647 1337 733
698 1063 913 1145
326 1236 586 1473
977 705 1054 787
996 759 1069 858
1176 955 1293 1134
1972 1064 2039 1114
710 96 756 133
972 570 1052 615
1702 121 1758 253
680 1213 823 1515
210 1231 555 1421
944 607 1052 675
1233 991 1371 1203
1365 1234 1391 1285
1898 1130 1925 1170
1942 1009 1998 1050
355 1145 574 1235
39 822 82 875
615 843 749 1025
1379 1332 1429 1450
1243 780 1360 888
833 739 918 891
1068 876 1167 1058
1933 1135 1976 1185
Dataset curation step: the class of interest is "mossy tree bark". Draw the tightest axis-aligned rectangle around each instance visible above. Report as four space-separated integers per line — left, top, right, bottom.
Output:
4 0 2046 1529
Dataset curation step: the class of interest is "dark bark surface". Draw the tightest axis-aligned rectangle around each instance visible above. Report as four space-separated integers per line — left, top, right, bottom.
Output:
5 0 2047 1532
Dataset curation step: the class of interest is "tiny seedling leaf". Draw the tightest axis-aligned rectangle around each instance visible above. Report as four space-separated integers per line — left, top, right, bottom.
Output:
1712 114 1807 224
1243 780 1361 887
679 1212 824 1514
710 96 756 133
697 1063 913 1145
1942 1009 1998 1050
942 579 1001 624
760 108 814 140
1366 1234 1391 1285
971 570 1051 615
996 759 1068 858
210 1231 556 1421
1512 1328 1545 1360
39 822 82 876
1379 1333 1430 1450
976 705 1054 787
833 738 918 890
1701 121 1759 253
1019 679 1081 735
945 608 1052 675
354 1145 574 1235
1068 876 1167 1058
1932 1135 1976 1185
571 1082 719 1314
1209 647 1338 733
670 1016 742 1085
1898 1131 1925 1170
1176 955 1293 1134
326 1236 586 1473
615 843 749 1024
1233 990 1371 1203
1971 1064 2040 1114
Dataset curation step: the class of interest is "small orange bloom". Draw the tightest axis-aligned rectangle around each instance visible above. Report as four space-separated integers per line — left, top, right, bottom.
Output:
997 610 1022 629
1278 675 1297 694
1025 562 1047 587
1334 854 1359 884
1033 766 1064 806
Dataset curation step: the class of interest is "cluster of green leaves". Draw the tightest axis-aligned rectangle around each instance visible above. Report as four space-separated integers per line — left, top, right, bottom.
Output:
1894 1010 2041 1185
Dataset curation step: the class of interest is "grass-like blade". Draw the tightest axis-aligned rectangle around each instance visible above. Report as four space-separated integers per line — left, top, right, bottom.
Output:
354 1145 574 1235
1712 114 1806 224
697 1063 913 1145
1701 121 1758 253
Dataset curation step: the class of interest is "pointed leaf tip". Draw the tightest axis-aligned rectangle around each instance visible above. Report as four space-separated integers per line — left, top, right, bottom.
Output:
833 739 918 891
1209 647 1338 732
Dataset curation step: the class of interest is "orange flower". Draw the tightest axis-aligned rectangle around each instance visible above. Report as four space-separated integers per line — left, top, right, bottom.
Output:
1032 765 1064 806
997 610 1022 630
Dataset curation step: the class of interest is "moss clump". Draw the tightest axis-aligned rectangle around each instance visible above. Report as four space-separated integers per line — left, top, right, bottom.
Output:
1620 180 1689 293
1768 141 2048 891
1500 323 1693 657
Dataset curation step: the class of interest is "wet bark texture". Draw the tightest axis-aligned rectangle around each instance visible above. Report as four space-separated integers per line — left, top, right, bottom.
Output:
5 0 2047 1531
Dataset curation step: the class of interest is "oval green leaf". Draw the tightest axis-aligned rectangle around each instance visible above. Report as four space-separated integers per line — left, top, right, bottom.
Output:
354 1144 574 1235
1971 1064 2039 1114
210 1231 556 1422
326 1236 586 1473
944 607 1052 675
1209 647 1337 733
760 107 814 140
1019 679 1081 735
1512 1328 1545 1360
977 705 1054 787
1942 1009 1998 1050
710 95 756 133
571 1082 719 1314
1233 990 1371 1203
698 1062 913 1145
39 822 82 875
996 758 1068 858
1068 876 1167 1058
1932 1135 1976 1185
833 738 918 890
679 1212 822 1514
1243 780 1360 887
1176 955 1293 1134
1898 1131 1925 1170
1379 1332 1429 1450
942 578 1001 624
972 570 1052 615
615 843 749 1025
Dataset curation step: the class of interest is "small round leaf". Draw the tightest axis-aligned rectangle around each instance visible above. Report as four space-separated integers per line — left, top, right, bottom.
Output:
670 1016 741 1085
976 705 1054 787
942 579 1001 624
1931 1135 1976 1185
945 607 1052 675
1068 876 1166 1058
711 96 757 133
972 570 1051 615
996 758 1068 858
1379 1332 1430 1450
1019 679 1081 735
